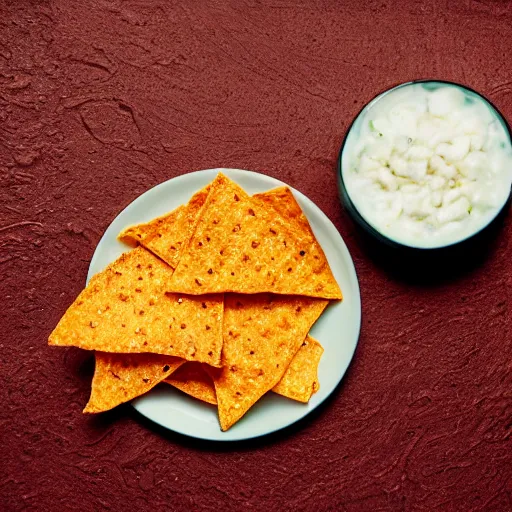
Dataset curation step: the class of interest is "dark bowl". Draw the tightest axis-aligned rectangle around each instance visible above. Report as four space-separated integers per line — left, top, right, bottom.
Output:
337 79 512 256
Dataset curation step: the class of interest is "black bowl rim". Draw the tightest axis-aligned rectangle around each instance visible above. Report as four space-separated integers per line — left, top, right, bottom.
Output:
337 78 512 251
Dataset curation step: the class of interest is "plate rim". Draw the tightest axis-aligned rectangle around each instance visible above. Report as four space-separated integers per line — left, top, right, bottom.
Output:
87 168 361 442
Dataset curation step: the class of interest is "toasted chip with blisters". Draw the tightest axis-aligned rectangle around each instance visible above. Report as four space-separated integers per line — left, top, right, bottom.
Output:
84 353 184 413
253 187 313 235
209 293 328 431
48 247 224 367
118 185 210 269
168 173 342 299
164 362 217 405
165 336 324 406
272 335 323 403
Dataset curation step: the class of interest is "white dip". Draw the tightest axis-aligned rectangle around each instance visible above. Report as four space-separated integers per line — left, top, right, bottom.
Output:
341 82 512 248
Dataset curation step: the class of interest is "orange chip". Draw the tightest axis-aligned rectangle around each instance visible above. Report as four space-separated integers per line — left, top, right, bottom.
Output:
272 335 324 403
165 336 324 406
84 353 184 413
168 173 342 299
164 362 217 405
48 247 224 367
209 293 328 431
118 185 210 269
253 186 313 234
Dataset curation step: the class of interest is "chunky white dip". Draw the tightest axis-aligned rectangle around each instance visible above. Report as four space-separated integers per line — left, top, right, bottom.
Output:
342 82 512 248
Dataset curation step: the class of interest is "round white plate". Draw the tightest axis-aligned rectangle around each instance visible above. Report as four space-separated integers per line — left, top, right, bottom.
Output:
88 168 361 441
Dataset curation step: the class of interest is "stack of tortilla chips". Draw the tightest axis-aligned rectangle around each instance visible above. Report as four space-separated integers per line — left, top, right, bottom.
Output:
49 173 342 431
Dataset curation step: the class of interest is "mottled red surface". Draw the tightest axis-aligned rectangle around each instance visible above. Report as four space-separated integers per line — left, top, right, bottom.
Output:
1 1 511 511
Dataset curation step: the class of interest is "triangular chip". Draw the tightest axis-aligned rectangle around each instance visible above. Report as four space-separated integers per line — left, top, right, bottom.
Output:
165 335 324 406
118 204 185 251
164 362 217 405
253 186 313 234
210 293 328 431
48 247 224 367
168 173 342 299
118 185 210 269
272 335 323 403
84 353 184 413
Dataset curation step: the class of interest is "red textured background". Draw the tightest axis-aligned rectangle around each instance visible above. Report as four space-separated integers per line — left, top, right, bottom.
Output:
1 1 511 511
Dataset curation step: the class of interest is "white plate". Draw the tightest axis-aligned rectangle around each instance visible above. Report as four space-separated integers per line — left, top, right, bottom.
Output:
88 168 361 441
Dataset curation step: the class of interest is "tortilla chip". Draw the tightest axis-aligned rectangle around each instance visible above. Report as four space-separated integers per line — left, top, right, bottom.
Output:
168 173 342 299
210 293 328 431
253 186 313 234
272 335 323 403
48 247 224 367
118 185 210 269
165 336 324 406
118 204 185 253
84 353 184 413
164 362 217 405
